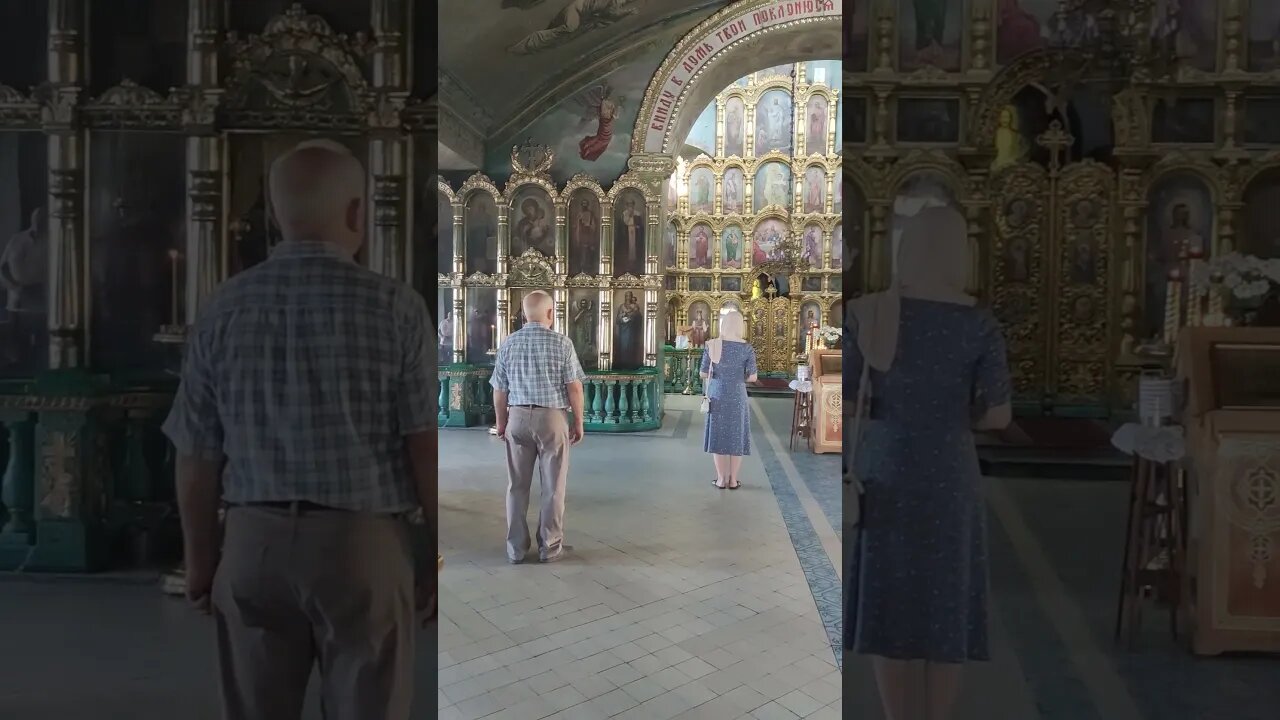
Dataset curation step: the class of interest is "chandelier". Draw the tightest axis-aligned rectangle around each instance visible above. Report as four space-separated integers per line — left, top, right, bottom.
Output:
754 232 806 279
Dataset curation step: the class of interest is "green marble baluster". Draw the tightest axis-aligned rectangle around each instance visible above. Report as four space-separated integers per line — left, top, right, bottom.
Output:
0 414 35 536
618 379 630 424
604 380 617 423
591 378 604 423
629 380 639 422
640 378 651 421
437 376 449 423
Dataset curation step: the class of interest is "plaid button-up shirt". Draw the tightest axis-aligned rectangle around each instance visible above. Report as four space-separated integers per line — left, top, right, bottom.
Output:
162 241 436 512
490 324 587 408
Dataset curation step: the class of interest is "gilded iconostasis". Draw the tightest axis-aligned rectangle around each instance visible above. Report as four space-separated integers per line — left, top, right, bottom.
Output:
846 0 1280 416
665 61 843 375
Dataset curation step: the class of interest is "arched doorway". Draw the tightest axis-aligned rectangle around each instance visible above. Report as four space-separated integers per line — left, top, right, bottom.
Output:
625 0 841 377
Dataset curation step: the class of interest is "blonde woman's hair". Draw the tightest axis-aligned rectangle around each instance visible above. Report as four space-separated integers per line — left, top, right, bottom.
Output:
718 309 745 341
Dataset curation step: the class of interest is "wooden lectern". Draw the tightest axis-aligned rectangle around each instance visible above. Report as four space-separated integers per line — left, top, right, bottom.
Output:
809 348 842 454
1177 327 1280 655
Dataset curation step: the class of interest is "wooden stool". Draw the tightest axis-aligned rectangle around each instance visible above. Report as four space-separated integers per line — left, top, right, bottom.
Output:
789 388 811 451
1115 454 1187 648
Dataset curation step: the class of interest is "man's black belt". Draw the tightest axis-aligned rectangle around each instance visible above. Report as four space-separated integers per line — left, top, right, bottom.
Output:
237 500 343 512
512 404 549 408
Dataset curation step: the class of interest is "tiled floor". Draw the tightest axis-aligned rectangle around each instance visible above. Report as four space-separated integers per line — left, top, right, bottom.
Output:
437 394 843 719
0 575 438 718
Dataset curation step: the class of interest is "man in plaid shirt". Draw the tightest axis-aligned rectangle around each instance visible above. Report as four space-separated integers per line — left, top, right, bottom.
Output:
163 140 436 720
490 290 587 563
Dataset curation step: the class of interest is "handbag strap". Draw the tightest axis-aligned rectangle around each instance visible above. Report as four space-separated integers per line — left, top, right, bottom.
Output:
703 339 717 399
847 359 871 468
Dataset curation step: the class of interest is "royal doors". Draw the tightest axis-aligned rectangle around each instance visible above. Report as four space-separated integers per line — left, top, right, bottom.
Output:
990 134 1114 414
747 295 794 374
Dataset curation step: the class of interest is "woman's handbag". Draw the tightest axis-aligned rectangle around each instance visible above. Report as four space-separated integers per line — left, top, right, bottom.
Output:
700 340 717 413
844 357 871 529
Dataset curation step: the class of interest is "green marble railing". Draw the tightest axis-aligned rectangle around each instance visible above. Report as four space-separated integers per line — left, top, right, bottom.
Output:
437 364 664 432
0 370 176 572
662 346 704 395
437 364 495 428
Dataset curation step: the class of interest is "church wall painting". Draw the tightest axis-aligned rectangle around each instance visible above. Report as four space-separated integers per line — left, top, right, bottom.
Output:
722 167 745 214
569 288 598 370
687 300 711 346
689 223 713 269
88 132 186 376
465 287 497 365
509 186 555 257
463 190 498 275
725 96 746 157
754 162 792 210
802 224 824 268
898 0 965 72
1150 0 1217 72
805 95 829 156
755 89 793 155
483 41 668 185
612 188 646 277
689 167 715 214
897 98 961 144
845 0 869 70
721 226 744 269
797 300 822 351
568 189 601 275
846 96 865 145
0 131 48 377
1243 98 1280 146
612 288 644 369
1242 169 1280 259
1152 97 1216 145
721 276 742 292
1144 173 1213 339
803 166 826 213
834 221 846 272
834 175 843 213
752 218 790 266
996 0 1049 64
1248 1 1280 72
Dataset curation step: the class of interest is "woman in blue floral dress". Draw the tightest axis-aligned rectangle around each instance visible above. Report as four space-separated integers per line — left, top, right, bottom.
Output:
701 309 758 489
845 205 1012 720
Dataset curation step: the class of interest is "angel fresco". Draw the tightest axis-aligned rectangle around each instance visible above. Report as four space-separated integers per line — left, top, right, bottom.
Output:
509 0 640 55
576 83 624 161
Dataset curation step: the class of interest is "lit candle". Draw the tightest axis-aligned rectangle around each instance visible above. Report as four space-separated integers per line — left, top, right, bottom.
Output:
168 249 180 325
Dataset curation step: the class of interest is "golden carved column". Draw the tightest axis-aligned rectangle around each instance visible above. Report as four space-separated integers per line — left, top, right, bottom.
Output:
554 198 567 275
601 200 613 276
451 291 464 363
184 0 224 313
44 0 85 369
450 197 463 274
868 203 889 291
873 8 894 74
496 203 510 275
366 0 409 280
599 289 612 370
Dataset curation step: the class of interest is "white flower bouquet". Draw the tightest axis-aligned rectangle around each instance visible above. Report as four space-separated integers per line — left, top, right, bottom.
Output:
817 325 842 347
1189 252 1280 301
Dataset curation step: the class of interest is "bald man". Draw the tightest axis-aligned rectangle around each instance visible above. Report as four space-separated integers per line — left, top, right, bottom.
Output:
490 290 587 563
163 140 436 720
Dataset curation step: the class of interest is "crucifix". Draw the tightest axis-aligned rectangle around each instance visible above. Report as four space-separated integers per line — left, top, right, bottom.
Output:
1036 120 1074 173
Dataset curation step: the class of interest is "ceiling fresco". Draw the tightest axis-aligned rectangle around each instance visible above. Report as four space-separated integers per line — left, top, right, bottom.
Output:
439 0 731 132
